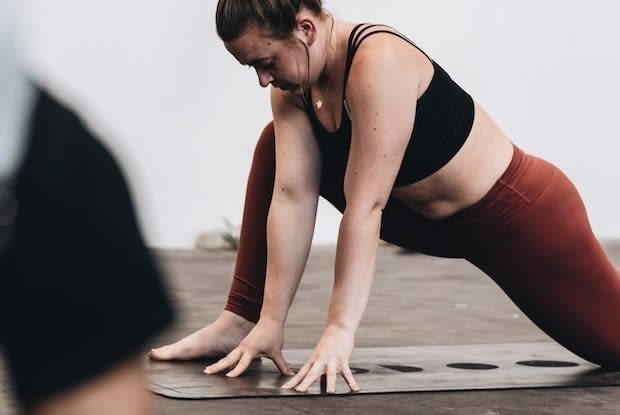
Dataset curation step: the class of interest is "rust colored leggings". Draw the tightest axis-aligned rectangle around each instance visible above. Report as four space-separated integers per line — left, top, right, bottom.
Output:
226 122 620 367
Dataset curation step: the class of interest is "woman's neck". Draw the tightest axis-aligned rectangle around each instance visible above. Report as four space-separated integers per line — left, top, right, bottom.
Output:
317 19 350 87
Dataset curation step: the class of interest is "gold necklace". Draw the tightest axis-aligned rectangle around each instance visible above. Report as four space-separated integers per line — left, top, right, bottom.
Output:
314 16 336 110
315 81 330 109
314 54 335 110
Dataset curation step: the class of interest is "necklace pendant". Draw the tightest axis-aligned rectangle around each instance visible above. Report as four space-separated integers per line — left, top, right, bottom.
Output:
315 99 323 109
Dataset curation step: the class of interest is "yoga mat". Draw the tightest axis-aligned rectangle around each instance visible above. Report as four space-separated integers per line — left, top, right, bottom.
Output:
147 342 620 399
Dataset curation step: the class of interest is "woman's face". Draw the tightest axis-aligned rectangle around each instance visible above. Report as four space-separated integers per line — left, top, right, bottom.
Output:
225 24 308 91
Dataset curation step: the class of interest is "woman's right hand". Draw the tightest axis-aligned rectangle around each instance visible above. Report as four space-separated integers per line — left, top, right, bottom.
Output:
204 317 295 377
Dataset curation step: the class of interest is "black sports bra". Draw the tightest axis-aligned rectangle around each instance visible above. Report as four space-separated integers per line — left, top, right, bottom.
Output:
305 24 475 187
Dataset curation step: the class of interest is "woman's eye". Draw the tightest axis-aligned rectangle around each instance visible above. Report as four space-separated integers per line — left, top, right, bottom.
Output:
258 61 275 70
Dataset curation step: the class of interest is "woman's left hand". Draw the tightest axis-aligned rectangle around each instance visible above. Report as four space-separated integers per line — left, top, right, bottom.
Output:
281 325 360 393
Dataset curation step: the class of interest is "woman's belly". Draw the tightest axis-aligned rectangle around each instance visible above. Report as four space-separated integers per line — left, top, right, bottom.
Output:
391 102 514 220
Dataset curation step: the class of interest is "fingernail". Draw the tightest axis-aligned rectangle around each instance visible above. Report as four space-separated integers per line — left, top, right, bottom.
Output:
204 367 211 374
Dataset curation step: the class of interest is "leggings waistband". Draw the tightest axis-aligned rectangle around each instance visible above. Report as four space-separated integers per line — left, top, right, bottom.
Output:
441 143 556 237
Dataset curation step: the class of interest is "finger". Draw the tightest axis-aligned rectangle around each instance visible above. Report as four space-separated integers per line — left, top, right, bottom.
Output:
295 364 324 392
282 362 311 389
226 351 254 377
270 351 295 376
204 348 241 374
325 362 337 394
341 365 360 392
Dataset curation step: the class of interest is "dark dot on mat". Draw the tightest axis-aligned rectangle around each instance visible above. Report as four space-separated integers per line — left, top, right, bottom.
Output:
380 365 423 373
516 360 579 368
447 363 499 370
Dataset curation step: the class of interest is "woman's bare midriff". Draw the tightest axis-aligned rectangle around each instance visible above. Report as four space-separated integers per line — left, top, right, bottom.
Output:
390 102 514 220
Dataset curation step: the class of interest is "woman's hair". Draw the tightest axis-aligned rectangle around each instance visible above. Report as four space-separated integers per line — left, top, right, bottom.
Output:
216 0 323 42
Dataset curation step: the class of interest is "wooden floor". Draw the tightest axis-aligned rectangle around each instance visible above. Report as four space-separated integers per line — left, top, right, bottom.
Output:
2 241 620 414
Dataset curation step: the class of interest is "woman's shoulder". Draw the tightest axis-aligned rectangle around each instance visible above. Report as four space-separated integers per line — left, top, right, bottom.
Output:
342 23 433 108
346 24 430 81
346 22 428 64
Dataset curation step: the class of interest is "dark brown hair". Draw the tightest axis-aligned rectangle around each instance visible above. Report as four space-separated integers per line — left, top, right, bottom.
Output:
216 0 323 42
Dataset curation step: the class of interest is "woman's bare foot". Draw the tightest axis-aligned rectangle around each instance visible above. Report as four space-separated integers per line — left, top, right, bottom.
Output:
148 310 255 361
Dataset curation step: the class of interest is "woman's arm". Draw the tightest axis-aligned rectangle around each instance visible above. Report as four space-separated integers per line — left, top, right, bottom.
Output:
328 36 419 335
205 86 322 376
261 87 323 324
283 32 423 393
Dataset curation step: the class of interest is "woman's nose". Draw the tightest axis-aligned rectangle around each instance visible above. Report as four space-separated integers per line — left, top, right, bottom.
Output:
256 69 274 88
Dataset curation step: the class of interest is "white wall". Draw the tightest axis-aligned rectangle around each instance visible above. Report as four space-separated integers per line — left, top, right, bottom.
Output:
21 0 620 248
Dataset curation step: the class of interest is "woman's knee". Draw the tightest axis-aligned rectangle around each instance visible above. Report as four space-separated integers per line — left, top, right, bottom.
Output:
252 122 275 164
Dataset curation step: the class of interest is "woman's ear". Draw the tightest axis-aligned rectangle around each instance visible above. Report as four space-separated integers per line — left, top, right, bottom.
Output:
295 18 317 45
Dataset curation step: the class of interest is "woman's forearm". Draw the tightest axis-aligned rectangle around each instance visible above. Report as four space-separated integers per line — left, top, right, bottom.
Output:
326 207 382 332
260 194 318 324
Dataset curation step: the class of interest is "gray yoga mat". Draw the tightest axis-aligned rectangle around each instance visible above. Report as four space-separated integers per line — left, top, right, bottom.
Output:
147 342 620 399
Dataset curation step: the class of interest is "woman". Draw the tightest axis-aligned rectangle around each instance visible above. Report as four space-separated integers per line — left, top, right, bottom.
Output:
151 0 620 393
